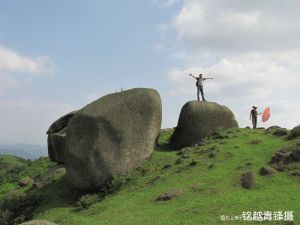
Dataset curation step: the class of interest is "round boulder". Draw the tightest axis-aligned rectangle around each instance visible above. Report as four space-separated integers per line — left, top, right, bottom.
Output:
170 101 238 148
65 88 162 190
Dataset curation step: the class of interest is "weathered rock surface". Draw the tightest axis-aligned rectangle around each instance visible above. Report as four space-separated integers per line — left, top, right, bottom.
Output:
47 110 78 163
65 88 162 190
170 101 238 148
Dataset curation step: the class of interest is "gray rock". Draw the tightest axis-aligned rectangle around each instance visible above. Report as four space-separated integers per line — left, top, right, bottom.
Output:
290 147 300 161
170 101 238 148
65 88 162 190
154 190 182 202
259 166 276 176
47 110 78 163
241 171 256 189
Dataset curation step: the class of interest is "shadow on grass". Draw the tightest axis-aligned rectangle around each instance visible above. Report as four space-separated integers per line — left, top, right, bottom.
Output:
155 144 176 152
30 175 83 212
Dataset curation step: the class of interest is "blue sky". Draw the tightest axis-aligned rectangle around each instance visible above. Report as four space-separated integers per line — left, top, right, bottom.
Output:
1 0 300 145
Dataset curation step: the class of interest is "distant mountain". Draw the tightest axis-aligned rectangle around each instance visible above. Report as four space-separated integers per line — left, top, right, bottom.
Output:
0 143 47 160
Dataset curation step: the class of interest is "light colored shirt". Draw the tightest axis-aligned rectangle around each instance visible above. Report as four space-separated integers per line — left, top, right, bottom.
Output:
196 78 204 87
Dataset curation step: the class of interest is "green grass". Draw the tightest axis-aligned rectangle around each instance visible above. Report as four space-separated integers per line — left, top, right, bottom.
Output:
0 155 55 199
22 128 299 225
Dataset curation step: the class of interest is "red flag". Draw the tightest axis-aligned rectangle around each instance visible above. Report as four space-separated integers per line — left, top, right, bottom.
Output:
262 107 271 122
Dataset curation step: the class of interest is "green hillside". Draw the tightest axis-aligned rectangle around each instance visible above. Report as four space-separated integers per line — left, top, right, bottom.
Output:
1 128 299 225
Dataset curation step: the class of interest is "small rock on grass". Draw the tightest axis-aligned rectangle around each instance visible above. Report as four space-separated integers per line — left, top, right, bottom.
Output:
240 172 256 189
154 190 182 202
290 147 300 161
19 177 33 187
259 166 276 176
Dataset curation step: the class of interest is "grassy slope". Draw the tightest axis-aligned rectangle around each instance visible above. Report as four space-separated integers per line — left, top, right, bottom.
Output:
29 128 299 225
0 155 54 198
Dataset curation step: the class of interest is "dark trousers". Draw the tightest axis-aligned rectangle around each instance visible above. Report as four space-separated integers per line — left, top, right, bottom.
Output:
252 116 257 129
197 86 205 101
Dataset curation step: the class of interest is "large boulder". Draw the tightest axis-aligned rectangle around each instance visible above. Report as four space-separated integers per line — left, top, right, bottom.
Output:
170 101 238 148
65 88 162 190
47 110 78 163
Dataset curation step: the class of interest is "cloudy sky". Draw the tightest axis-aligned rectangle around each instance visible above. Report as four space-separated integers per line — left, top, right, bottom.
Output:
1 0 299 146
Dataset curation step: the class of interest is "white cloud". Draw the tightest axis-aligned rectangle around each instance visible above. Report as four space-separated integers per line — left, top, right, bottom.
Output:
0 46 54 75
0 45 56 94
172 0 300 52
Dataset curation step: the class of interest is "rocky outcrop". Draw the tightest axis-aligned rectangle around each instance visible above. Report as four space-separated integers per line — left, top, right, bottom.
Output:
170 101 238 148
47 110 78 163
65 88 162 190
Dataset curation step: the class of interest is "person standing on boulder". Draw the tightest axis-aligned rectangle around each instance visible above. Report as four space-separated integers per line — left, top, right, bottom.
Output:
249 106 261 129
189 73 213 101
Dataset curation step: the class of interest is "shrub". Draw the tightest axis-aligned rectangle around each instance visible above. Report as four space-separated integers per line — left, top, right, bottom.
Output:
76 194 100 209
288 125 300 139
0 190 45 225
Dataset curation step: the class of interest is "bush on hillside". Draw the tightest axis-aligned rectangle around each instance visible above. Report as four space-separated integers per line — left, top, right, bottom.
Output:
288 125 300 139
